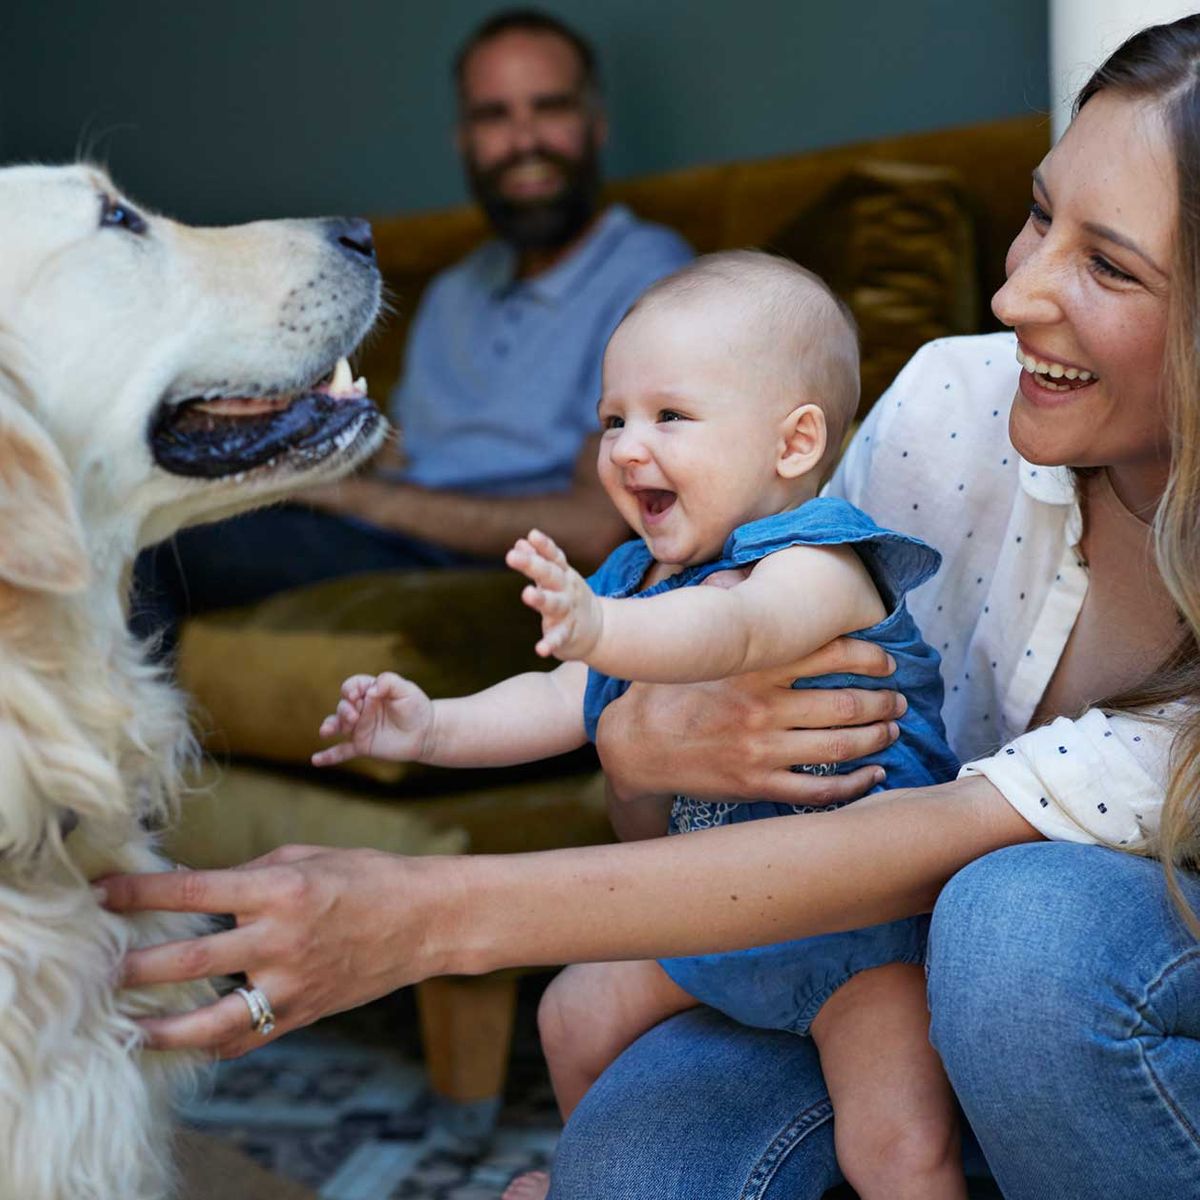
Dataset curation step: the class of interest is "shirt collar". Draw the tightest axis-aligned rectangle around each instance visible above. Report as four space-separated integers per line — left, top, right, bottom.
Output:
488 204 634 304
1017 457 1075 505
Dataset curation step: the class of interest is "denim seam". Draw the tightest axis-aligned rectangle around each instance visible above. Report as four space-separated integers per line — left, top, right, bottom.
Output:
737 1096 835 1200
1130 946 1200 1152
791 950 928 1035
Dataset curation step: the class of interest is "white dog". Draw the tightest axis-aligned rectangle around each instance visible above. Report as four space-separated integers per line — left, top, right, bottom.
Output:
0 163 386 1200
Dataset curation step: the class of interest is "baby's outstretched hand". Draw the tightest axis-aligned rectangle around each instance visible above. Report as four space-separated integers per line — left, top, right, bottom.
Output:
312 672 435 766
507 529 603 661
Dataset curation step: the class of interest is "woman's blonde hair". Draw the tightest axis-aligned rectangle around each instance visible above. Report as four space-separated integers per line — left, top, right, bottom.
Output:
1077 16 1200 929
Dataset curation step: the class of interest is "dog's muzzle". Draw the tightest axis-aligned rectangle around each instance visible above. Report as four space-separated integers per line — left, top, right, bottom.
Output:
149 358 384 479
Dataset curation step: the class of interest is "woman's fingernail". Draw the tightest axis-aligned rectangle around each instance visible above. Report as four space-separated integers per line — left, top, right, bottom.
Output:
896 694 909 715
885 655 897 674
873 768 886 784
888 722 900 740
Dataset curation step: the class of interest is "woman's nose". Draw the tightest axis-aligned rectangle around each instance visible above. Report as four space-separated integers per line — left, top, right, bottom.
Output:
991 241 1064 328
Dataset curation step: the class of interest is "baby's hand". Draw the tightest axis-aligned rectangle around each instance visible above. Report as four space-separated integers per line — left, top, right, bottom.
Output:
506 529 603 661
312 672 435 766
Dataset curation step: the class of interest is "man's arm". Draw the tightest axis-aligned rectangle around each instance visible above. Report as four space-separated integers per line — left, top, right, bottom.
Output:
303 434 627 572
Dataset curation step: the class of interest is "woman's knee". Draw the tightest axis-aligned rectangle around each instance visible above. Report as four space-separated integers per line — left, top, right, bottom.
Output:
551 1009 839 1199
927 842 1198 1080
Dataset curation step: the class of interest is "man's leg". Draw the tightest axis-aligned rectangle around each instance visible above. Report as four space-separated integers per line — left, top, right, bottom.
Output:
929 842 1200 1200
131 504 493 652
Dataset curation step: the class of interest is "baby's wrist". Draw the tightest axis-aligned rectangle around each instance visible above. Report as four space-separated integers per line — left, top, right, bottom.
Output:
416 701 443 764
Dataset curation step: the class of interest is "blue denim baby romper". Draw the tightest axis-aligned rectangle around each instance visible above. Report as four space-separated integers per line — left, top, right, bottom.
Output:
583 497 959 1034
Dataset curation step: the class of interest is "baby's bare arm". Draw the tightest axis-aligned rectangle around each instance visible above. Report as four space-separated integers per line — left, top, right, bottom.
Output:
315 664 589 769
428 662 589 767
590 545 885 684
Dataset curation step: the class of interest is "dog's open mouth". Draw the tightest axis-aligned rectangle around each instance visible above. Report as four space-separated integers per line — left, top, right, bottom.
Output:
149 358 383 479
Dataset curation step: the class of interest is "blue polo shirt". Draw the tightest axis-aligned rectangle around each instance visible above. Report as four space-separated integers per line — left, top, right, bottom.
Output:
388 205 693 497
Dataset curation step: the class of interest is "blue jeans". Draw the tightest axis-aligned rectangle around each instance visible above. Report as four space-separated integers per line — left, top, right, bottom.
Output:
549 843 1200 1198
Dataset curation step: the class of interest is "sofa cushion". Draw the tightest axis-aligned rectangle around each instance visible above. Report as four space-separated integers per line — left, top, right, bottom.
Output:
178 568 549 784
165 762 610 866
762 159 977 415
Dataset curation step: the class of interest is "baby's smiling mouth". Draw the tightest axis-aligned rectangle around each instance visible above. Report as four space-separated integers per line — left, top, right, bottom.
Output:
632 487 677 524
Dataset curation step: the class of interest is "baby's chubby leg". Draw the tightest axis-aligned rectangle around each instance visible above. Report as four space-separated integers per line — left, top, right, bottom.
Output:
810 962 966 1200
503 964 698 1200
538 959 698 1121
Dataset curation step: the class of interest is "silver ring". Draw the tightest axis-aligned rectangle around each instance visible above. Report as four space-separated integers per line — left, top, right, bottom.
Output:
233 985 276 1036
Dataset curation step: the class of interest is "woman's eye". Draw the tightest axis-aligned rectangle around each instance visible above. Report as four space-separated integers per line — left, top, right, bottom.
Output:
100 198 148 235
1029 200 1051 226
1089 254 1137 284
602 415 624 430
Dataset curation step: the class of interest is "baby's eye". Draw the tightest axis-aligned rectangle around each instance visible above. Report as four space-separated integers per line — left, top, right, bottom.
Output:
602 414 624 430
658 410 687 423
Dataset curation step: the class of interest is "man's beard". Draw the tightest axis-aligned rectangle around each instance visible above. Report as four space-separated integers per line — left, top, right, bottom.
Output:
467 140 601 252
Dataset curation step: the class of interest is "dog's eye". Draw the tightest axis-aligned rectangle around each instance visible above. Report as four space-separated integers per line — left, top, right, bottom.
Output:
100 197 148 236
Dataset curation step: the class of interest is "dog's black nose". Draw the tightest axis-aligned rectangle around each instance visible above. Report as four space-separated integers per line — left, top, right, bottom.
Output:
326 217 375 263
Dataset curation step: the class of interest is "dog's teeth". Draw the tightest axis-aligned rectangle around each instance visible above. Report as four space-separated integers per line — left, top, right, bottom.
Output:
330 358 352 394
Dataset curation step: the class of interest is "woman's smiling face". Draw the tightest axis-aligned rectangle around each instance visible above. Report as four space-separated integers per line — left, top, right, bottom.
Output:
991 91 1176 506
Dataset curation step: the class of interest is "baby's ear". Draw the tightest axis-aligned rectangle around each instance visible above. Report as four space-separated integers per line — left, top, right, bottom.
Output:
0 375 89 595
776 403 828 480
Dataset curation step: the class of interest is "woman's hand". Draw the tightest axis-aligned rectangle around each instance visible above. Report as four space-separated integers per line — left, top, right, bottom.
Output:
98 845 450 1058
596 636 905 805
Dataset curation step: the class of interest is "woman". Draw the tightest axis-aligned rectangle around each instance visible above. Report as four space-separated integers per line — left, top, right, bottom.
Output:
105 17 1200 1197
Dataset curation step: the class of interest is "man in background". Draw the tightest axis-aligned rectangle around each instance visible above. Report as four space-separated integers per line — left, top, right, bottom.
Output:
134 8 692 646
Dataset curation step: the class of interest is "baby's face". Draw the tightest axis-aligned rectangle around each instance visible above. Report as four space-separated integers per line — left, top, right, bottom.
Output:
597 303 794 566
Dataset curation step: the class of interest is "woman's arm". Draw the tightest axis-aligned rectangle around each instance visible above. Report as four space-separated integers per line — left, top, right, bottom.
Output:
101 774 1038 1058
604 778 673 841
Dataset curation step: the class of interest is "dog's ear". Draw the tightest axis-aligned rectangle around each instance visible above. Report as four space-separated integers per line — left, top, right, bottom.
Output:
0 370 89 595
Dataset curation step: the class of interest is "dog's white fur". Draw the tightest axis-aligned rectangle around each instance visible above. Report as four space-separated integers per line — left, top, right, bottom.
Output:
0 164 384 1199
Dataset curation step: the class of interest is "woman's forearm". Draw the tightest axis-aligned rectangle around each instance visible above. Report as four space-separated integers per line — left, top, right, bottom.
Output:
429 774 1041 977
102 774 1041 1056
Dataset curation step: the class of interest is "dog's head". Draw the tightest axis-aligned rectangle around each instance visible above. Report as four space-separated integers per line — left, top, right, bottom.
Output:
0 163 387 570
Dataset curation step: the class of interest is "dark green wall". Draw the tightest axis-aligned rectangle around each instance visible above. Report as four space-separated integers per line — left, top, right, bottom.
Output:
3 0 1048 224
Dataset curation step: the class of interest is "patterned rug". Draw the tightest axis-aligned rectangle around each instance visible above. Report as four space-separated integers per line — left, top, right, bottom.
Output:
181 981 561 1199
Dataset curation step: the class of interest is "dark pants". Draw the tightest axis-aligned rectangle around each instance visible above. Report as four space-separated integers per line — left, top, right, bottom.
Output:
131 504 493 653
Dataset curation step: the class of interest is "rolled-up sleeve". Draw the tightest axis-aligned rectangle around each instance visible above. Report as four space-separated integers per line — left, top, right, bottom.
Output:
958 708 1180 846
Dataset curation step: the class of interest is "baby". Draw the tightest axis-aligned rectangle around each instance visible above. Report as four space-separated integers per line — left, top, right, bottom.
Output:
316 252 964 1200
